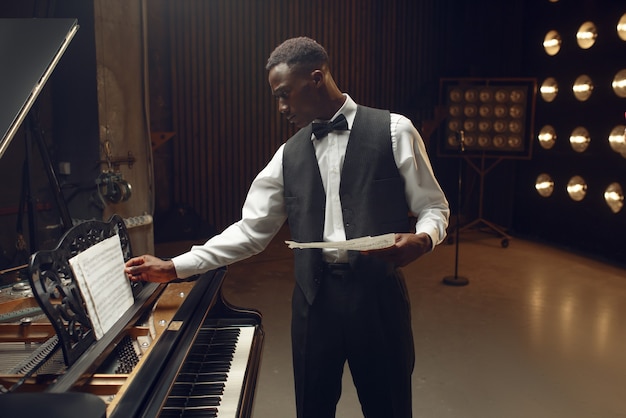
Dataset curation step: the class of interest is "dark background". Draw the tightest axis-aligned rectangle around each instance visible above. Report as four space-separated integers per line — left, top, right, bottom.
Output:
0 0 624 269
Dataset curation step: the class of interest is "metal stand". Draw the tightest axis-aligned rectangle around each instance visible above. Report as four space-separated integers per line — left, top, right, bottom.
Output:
459 153 512 248
443 132 469 286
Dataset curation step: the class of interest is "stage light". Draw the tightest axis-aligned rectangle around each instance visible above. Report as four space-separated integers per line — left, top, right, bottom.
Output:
608 125 626 156
576 21 598 49
618 13 626 41
567 176 587 201
604 183 624 214
535 173 555 197
572 75 594 101
543 30 562 56
538 125 556 149
569 127 591 152
540 77 558 102
611 69 626 98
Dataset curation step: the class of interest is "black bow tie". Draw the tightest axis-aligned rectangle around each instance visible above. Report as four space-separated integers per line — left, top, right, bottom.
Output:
311 114 348 139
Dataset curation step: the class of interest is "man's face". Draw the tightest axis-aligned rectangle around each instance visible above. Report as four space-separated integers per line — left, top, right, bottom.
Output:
268 63 320 129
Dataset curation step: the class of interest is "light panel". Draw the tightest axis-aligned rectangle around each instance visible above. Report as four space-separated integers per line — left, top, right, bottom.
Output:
439 78 536 158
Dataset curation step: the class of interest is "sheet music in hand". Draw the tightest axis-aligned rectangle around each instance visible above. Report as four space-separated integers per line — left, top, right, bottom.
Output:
285 233 396 251
69 234 134 340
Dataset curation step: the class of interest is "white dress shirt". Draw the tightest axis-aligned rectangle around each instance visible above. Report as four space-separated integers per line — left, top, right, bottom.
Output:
172 95 449 278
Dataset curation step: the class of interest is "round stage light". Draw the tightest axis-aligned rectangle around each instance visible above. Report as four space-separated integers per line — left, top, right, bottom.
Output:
543 30 562 56
479 89 493 102
567 176 587 201
569 126 591 152
449 88 463 102
611 69 626 98
618 13 626 41
479 104 493 118
604 183 624 213
535 173 555 197
538 125 556 149
464 89 478 102
540 77 558 102
576 21 598 49
573 74 594 101
608 125 626 155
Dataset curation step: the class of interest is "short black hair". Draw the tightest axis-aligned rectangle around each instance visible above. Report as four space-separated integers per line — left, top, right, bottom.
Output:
266 37 329 72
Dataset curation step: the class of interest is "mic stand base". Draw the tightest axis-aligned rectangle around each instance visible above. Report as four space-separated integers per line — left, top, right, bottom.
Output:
442 275 469 286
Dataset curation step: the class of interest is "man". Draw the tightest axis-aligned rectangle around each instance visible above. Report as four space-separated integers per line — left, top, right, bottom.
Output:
125 36 449 418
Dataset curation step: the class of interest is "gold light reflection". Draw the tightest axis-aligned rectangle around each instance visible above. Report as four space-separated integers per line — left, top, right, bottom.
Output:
569 126 590 152
567 176 587 201
535 173 555 197
576 21 598 49
538 125 556 149
572 75 594 101
604 183 624 214
543 30 562 55
618 13 626 41
611 69 626 98
608 125 626 156
540 77 558 102
593 303 611 358
558 296 575 354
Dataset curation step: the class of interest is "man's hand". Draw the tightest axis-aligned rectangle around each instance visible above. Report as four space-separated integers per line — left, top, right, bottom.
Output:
361 232 432 267
124 254 177 283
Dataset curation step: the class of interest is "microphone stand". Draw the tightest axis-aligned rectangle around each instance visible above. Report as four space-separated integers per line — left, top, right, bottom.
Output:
443 131 469 286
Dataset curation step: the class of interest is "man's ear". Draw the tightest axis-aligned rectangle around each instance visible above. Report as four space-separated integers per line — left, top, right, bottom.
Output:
311 69 324 87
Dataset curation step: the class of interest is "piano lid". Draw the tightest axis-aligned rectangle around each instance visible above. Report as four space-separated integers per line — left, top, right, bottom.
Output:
0 18 79 159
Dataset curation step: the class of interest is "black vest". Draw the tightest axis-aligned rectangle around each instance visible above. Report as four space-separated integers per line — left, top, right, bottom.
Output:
283 105 410 304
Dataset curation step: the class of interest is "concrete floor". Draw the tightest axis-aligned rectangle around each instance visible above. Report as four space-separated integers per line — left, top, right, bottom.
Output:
168 226 626 418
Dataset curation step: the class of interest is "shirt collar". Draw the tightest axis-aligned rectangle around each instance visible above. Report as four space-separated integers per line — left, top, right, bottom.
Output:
310 94 357 140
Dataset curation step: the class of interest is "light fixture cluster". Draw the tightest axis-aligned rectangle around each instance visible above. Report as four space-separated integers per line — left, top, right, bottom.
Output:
439 78 536 158
535 8 626 214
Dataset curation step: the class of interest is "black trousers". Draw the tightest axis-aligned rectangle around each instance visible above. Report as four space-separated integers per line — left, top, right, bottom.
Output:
291 265 415 418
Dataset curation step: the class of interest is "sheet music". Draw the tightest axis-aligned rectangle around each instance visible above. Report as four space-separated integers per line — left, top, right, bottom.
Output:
69 234 134 340
285 233 396 251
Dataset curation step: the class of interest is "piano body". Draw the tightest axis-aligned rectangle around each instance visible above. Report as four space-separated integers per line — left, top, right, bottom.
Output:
0 214 264 417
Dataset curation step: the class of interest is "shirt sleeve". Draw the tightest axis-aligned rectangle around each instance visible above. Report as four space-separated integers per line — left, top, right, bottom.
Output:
391 114 450 249
171 144 288 278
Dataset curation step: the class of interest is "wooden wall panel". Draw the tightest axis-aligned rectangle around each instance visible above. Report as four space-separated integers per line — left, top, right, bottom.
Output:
164 0 442 233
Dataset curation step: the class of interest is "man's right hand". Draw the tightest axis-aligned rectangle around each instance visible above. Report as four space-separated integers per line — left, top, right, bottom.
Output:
124 255 177 283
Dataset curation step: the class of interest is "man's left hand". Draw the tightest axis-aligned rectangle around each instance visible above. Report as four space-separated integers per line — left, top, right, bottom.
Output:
361 233 432 267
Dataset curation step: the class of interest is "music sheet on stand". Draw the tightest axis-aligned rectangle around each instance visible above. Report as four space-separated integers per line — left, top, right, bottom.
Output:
69 235 134 340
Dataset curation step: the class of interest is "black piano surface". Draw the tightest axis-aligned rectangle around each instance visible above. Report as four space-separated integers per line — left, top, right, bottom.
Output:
0 216 264 418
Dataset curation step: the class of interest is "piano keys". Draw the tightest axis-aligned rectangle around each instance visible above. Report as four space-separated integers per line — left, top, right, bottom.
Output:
0 215 264 418
159 326 256 417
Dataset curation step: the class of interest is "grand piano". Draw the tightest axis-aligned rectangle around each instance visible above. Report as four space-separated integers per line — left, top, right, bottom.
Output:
0 18 263 418
0 215 264 418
